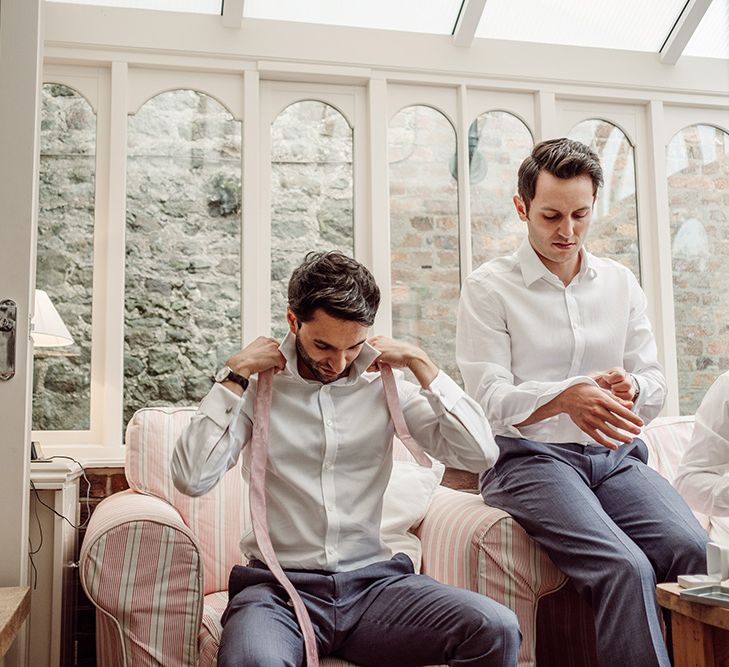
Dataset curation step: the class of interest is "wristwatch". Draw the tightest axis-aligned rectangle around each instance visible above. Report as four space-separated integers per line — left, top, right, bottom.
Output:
215 365 249 391
630 374 641 402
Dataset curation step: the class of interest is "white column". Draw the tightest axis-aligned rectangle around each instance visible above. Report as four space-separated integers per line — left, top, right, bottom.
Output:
642 99 679 414
367 77 392 335
242 70 266 340
101 61 129 448
457 84 473 282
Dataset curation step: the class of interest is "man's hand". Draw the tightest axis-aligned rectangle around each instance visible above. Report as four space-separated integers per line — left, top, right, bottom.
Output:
222 337 286 395
557 383 643 449
367 336 439 389
592 367 637 402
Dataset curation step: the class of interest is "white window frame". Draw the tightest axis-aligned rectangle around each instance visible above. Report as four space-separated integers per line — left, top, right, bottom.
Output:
35 4 729 461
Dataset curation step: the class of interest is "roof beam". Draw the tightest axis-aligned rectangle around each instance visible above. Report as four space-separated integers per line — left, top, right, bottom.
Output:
221 0 244 29
452 0 488 48
660 0 713 65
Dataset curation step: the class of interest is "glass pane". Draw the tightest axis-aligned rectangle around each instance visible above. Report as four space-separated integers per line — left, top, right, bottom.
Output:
125 90 242 428
685 0 729 60
476 0 686 52
389 105 461 383
469 111 533 268
34 83 96 431
668 124 729 414
568 120 640 279
270 101 354 340
245 0 462 35
47 0 222 14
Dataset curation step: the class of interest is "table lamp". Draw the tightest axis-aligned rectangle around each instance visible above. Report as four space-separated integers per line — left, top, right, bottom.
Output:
32 289 74 347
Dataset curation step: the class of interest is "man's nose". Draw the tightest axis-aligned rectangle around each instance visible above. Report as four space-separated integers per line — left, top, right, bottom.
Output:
558 218 575 238
330 351 347 373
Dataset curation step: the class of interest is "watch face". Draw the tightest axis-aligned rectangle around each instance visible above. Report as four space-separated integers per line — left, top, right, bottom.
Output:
215 366 231 383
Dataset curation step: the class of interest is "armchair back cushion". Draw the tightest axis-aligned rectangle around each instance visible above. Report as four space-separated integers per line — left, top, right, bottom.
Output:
126 407 247 595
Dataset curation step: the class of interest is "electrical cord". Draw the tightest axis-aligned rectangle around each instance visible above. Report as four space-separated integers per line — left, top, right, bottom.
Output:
27 455 93 589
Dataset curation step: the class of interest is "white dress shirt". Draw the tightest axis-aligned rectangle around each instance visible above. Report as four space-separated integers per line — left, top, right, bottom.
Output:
172 332 497 572
675 372 729 516
456 240 666 444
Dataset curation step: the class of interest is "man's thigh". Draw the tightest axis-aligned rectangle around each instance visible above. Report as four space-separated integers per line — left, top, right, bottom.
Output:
333 573 518 667
218 583 306 667
481 452 649 582
594 452 709 579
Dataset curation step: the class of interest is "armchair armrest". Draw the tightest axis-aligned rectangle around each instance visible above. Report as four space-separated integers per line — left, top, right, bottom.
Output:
417 486 568 667
80 490 205 667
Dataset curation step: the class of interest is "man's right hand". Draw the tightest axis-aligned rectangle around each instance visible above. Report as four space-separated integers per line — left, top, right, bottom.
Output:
557 383 643 449
221 337 286 395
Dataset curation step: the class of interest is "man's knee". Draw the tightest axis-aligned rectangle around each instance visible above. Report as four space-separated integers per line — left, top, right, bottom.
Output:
671 530 709 575
459 597 521 656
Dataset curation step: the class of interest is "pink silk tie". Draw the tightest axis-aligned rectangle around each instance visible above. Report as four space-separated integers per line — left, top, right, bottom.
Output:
249 363 431 667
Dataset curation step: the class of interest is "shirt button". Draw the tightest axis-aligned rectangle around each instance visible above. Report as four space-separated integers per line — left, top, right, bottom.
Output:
326 419 333 426
324 461 332 470
326 546 334 555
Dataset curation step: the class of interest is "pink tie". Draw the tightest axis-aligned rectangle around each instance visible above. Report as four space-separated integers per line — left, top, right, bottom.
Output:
249 363 431 667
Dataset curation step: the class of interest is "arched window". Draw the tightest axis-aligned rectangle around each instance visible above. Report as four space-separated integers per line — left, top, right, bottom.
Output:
34 83 96 431
389 105 460 382
270 100 354 339
568 120 640 279
668 124 729 414
469 110 533 268
125 90 242 426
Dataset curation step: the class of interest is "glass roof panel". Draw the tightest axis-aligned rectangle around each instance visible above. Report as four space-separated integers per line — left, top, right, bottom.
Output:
684 0 729 59
475 0 688 52
46 0 222 14
244 0 463 35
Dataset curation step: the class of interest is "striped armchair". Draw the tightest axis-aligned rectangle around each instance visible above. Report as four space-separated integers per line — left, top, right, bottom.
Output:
79 407 699 667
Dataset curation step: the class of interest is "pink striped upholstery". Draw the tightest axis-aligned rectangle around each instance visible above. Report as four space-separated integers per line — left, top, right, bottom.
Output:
81 406 703 667
418 486 567 667
80 490 204 666
125 407 248 595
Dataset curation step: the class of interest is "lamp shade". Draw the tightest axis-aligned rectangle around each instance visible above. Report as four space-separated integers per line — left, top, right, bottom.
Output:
32 289 74 347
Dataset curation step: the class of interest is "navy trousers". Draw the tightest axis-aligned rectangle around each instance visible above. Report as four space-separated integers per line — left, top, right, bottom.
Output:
480 436 709 667
218 552 521 667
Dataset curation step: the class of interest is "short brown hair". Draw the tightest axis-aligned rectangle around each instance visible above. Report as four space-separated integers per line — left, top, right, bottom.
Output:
288 251 380 326
517 138 604 213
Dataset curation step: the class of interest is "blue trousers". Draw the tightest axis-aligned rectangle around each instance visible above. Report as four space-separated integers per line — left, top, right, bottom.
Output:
480 436 709 667
218 552 521 667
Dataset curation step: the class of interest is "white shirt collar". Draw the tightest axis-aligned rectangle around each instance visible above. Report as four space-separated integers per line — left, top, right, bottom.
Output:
278 331 381 385
517 239 597 288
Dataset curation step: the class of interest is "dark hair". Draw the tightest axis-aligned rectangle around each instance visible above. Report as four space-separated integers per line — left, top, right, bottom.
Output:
517 138 604 213
288 251 381 326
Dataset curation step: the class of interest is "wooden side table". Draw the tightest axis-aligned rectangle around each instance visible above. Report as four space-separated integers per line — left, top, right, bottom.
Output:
657 582 729 667
0 586 31 659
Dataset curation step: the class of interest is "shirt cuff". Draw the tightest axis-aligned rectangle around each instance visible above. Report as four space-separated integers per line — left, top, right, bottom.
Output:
199 382 245 429
422 370 464 412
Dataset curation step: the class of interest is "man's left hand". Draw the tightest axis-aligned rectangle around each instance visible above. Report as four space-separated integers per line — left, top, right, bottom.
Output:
367 336 439 389
592 367 637 402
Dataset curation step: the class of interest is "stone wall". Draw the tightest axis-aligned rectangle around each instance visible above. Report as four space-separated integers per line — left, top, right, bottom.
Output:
269 101 354 339
34 83 96 430
124 90 243 427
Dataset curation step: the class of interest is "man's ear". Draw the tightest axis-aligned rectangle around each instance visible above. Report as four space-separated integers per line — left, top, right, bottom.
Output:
286 307 298 335
513 195 528 222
